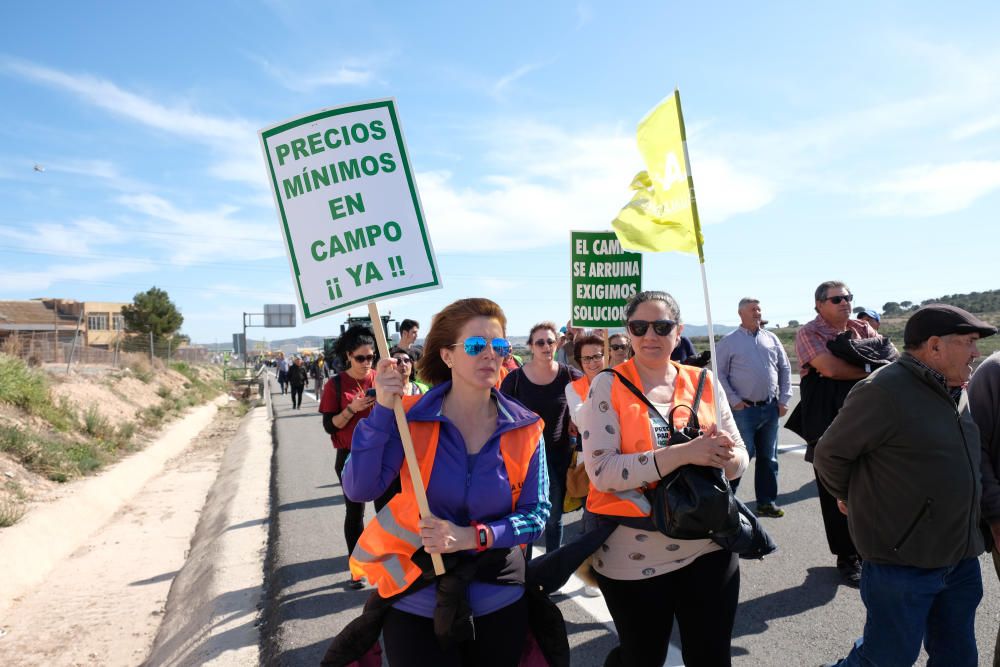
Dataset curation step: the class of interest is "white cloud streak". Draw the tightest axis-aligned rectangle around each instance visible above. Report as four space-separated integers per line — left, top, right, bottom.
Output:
865 160 1000 217
491 63 545 100
116 193 285 265
0 259 153 292
417 120 773 252
2 58 255 143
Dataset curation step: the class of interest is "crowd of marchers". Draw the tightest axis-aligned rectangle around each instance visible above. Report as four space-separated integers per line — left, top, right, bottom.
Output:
275 284 1000 667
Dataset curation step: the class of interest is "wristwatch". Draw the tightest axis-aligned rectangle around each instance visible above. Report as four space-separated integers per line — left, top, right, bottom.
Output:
472 522 489 552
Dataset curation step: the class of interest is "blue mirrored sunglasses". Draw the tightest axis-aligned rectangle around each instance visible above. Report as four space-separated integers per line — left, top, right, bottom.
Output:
450 336 511 357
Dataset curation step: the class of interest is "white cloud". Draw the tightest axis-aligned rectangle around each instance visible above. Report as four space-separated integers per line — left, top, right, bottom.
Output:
1 58 267 188
0 216 120 255
2 58 254 143
416 120 773 252
694 157 775 223
0 259 153 292
865 160 1000 217
951 114 1000 141
248 53 382 92
491 63 545 100
116 193 285 265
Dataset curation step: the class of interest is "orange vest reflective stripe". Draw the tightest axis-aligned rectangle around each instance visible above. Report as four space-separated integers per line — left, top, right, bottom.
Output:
349 396 542 597
569 375 590 402
586 359 715 519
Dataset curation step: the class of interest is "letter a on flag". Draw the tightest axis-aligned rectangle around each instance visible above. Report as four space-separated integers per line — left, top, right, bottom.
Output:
612 90 705 259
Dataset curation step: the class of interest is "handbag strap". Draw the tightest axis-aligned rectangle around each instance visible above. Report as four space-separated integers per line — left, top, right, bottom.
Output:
602 367 709 433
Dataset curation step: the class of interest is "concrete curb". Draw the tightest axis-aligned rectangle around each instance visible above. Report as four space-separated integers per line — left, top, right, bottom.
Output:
0 399 222 616
144 401 273 666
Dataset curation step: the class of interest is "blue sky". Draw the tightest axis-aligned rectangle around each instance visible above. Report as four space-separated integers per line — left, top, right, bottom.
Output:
3 2 1000 345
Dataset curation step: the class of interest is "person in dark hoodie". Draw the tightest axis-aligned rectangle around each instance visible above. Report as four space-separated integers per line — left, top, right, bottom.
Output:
341 298 552 666
815 304 996 667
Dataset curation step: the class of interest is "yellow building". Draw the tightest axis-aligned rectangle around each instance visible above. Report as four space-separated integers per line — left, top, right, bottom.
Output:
0 299 130 348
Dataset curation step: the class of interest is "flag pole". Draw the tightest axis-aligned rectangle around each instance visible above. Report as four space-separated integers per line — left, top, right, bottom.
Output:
674 89 723 422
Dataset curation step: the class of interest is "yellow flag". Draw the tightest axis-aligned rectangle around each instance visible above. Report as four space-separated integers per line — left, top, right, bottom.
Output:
611 90 704 257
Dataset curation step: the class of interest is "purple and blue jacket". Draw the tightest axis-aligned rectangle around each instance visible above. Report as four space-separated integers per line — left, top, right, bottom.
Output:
343 381 550 617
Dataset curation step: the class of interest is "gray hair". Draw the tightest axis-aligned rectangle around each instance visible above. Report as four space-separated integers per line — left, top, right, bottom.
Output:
738 297 760 309
624 291 681 323
814 281 848 303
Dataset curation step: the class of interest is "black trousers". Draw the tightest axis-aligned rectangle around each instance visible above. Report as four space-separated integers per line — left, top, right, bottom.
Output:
596 549 740 667
382 595 528 667
334 448 366 555
334 449 401 555
290 384 304 408
813 468 857 558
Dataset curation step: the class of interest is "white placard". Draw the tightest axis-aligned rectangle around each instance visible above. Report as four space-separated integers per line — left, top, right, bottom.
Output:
260 99 441 321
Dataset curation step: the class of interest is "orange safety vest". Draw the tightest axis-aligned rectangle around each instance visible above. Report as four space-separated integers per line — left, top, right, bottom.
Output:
349 396 543 598
569 375 590 402
586 359 715 519
495 365 510 389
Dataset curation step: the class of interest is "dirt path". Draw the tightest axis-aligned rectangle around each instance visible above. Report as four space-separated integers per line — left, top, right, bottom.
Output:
0 405 244 666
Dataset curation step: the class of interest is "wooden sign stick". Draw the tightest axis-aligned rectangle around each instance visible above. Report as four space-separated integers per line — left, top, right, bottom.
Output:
368 302 445 576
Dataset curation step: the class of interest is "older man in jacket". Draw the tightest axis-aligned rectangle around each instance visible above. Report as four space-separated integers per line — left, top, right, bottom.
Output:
815 304 997 666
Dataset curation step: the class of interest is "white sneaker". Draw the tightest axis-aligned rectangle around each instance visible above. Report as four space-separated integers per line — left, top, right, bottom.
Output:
583 585 602 598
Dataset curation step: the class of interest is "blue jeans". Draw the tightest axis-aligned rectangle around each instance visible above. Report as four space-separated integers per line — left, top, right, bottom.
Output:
730 400 780 505
836 558 982 667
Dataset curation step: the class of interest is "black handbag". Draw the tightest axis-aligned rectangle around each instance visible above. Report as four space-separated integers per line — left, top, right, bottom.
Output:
607 368 740 540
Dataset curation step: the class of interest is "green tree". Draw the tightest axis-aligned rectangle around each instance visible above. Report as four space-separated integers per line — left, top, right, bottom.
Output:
121 287 184 338
900 300 912 308
882 301 902 316
788 319 800 327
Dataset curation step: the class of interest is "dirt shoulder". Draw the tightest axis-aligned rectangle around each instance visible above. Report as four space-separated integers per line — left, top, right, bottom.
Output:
1 358 228 525
0 400 247 666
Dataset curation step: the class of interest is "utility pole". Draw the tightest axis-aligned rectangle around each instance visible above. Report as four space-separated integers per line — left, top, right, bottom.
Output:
149 331 154 364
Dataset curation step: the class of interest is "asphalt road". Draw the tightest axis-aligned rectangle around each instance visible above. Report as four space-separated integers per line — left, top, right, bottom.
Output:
260 376 1000 666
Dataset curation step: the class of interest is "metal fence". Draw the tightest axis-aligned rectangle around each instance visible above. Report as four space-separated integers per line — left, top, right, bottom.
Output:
0 331 210 368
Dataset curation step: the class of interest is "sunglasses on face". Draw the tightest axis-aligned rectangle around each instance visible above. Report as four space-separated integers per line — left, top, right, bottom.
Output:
823 294 854 305
532 338 557 347
392 355 412 364
352 354 376 363
627 319 677 337
610 343 629 352
580 353 604 364
450 336 512 357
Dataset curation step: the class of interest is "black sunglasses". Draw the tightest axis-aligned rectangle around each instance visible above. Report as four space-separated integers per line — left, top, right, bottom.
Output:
627 319 677 337
532 338 557 347
610 343 629 351
352 354 376 363
823 294 854 305
392 355 412 364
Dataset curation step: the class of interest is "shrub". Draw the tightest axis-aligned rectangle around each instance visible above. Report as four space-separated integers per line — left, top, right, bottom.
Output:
0 353 50 412
82 406 115 441
0 498 25 527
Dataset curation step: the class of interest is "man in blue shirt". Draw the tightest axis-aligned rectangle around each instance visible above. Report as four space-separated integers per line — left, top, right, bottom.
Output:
716 297 793 517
